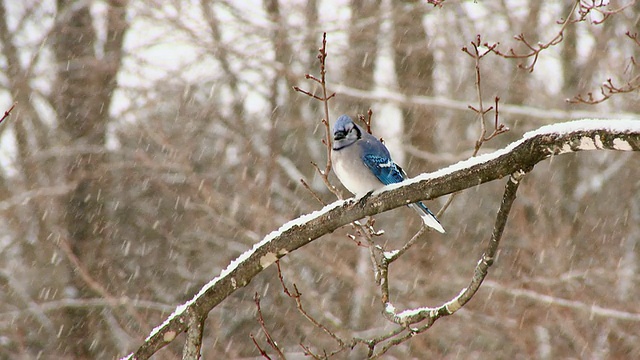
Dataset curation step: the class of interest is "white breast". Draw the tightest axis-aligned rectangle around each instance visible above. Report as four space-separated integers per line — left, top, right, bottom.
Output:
332 144 384 197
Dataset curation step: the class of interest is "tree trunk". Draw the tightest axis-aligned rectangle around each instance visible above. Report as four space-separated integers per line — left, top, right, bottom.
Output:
52 0 128 357
392 0 436 168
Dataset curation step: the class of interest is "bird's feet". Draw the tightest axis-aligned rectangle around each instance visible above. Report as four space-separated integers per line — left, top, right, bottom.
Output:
356 190 374 209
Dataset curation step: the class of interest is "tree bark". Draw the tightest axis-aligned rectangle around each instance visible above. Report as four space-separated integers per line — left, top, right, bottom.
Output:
392 0 436 164
342 0 381 113
52 0 128 357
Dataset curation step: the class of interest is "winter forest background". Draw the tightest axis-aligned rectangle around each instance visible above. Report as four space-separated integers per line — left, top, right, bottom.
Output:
1 0 640 359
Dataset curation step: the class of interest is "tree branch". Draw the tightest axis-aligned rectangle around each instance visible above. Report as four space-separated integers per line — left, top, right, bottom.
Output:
483 280 640 322
381 170 523 327
0 102 15 124
182 312 206 360
333 84 639 121
126 119 640 360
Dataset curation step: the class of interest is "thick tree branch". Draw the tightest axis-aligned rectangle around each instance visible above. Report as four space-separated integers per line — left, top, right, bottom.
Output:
127 119 640 360
182 312 206 360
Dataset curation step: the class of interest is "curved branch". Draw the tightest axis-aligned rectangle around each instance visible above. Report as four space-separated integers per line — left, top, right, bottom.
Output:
127 119 640 359
381 170 523 326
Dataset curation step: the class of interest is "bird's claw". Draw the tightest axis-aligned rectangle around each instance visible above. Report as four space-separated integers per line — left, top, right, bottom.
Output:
356 190 374 209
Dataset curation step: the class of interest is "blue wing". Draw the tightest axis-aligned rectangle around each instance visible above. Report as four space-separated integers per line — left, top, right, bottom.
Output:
359 139 445 233
362 154 406 185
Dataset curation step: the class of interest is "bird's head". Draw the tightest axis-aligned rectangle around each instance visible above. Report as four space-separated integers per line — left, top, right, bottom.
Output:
332 115 361 150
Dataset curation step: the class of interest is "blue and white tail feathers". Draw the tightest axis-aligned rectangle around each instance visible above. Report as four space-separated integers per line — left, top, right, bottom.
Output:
408 202 445 233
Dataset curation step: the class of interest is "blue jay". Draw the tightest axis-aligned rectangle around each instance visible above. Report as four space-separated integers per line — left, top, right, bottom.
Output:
331 114 445 233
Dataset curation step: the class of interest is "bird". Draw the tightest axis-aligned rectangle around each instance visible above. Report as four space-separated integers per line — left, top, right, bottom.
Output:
330 114 445 233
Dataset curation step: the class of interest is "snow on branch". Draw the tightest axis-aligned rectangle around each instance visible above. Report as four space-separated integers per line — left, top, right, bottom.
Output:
126 119 640 360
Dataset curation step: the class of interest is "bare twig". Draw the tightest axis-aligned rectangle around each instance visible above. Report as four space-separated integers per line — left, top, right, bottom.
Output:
485 0 580 72
435 195 455 218
276 262 346 349
382 226 427 264
439 40 510 219
345 233 367 247
454 171 524 305
354 218 382 284
250 333 272 360
292 86 325 101
294 33 340 198
275 260 409 358
462 37 509 156
300 179 326 206
275 261 294 298
577 0 637 25
1 102 16 124
567 29 640 105
253 293 286 359
426 0 445 7
568 76 640 105
276 261 361 358
487 0 630 73
357 109 374 134
299 343 323 359
627 31 640 47
483 97 509 142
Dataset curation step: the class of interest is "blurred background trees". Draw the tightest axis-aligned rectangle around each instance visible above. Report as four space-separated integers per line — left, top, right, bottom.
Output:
0 0 639 358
